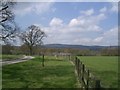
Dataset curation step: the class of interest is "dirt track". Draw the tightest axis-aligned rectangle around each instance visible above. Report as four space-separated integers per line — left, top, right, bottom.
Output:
1 55 34 66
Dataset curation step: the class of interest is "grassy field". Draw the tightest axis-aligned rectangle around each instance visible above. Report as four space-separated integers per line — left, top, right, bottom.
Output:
78 56 118 88
1 55 23 61
2 56 79 88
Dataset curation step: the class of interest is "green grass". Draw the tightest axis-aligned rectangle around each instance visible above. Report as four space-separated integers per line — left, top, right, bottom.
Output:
78 56 118 88
1 55 23 61
2 56 78 88
0 66 1 90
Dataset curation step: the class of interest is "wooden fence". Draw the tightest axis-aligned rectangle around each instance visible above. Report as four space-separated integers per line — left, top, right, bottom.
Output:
72 56 102 90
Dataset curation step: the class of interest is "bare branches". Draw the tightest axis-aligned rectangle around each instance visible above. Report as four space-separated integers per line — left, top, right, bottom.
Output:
20 25 46 55
0 0 18 44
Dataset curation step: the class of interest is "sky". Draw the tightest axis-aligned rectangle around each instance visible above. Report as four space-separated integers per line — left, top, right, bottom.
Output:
14 1 118 46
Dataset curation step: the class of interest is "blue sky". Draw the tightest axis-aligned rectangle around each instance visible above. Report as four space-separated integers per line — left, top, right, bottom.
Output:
14 2 118 46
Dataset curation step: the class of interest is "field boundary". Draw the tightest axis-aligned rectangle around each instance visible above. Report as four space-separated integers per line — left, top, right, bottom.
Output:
71 56 103 89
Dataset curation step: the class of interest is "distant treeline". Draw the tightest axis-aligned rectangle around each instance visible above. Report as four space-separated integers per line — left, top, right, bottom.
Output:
1 44 119 56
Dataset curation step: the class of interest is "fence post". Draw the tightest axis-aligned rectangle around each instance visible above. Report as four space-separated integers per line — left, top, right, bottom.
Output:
82 64 85 88
82 64 85 73
86 70 90 90
79 61 82 82
77 59 80 76
42 54 44 67
68 55 71 60
75 57 78 70
95 80 101 90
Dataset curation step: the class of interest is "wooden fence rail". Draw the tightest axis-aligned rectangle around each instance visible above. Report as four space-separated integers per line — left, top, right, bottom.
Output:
72 56 102 90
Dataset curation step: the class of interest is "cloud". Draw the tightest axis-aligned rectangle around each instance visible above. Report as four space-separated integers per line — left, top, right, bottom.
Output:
43 7 117 46
68 18 80 27
14 2 54 16
68 13 106 32
93 37 103 43
80 9 94 16
72 27 118 46
32 3 52 14
99 7 107 13
110 2 118 13
42 11 108 45
17 3 117 46
74 38 92 45
103 27 118 40
93 27 118 45
38 22 117 46
49 17 63 26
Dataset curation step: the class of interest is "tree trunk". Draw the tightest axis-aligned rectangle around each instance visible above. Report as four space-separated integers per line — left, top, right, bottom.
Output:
29 46 33 55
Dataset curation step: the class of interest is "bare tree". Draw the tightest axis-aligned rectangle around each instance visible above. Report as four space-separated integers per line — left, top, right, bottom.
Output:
20 25 46 55
0 0 18 44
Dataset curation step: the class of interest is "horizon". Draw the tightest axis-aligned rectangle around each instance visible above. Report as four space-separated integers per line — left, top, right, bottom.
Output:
2 43 118 47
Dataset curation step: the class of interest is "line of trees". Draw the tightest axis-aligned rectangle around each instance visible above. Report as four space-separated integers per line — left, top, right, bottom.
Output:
2 45 119 56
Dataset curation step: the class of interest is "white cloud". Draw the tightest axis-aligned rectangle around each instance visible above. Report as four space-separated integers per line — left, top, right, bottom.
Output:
74 38 92 44
96 13 106 20
42 9 109 45
80 9 94 16
32 2 54 15
42 26 118 46
72 27 118 45
99 7 107 13
45 11 115 46
92 27 118 45
103 27 118 37
69 19 79 27
93 37 103 43
33 7 117 46
43 12 107 45
110 2 118 13
49 17 63 26
14 2 54 16
68 13 105 32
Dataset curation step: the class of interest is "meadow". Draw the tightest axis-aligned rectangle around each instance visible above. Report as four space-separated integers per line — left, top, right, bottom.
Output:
78 56 118 88
2 56 79 88
2 55 118 88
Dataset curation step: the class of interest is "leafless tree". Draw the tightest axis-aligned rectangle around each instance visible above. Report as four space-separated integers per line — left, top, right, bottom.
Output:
0 0 19 44
20 25 46 55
